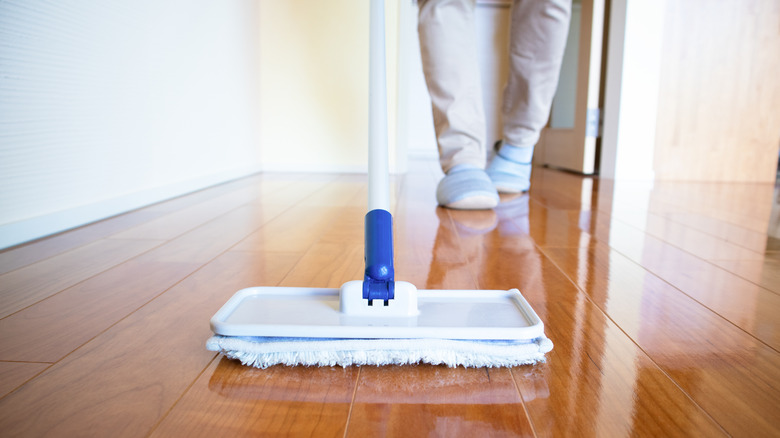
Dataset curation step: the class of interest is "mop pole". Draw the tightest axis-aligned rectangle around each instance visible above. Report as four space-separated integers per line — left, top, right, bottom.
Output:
368 0 389 212
363 0 394 304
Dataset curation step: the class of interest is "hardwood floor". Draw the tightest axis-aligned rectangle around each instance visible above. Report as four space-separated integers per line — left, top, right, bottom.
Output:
1 160 778 437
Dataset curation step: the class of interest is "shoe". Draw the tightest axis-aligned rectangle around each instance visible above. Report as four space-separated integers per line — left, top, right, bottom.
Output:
436 165 499 210
487 140 533 193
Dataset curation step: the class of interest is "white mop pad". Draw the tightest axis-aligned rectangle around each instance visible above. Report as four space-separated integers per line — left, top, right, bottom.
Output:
206 335 553 368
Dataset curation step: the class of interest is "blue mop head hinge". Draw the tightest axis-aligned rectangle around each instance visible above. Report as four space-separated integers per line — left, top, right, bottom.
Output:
363 209 395 304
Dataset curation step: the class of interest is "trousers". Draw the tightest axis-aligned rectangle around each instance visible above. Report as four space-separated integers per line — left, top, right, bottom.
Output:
417 0 571 172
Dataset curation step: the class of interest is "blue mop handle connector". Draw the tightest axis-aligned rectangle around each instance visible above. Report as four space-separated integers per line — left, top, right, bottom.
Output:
363 209 395 302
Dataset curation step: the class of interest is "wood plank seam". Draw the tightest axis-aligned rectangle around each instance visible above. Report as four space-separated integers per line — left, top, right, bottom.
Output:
609 214 768 264
601 240 780 353
536 245 734 436
0 363 52 402
342 366 362 438
0 239 168 320
508 367 539 438
0 175 267 273
612 246 780 355
146 354 221 437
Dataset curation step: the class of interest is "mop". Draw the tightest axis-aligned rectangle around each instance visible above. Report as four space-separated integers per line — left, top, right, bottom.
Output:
206 0 553 368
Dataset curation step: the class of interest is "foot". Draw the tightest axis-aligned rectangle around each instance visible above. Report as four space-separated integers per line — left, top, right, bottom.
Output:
487 141 533 193
436 164 499 210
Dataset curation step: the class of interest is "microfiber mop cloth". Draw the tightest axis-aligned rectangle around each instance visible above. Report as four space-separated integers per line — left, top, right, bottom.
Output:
206 335 553 369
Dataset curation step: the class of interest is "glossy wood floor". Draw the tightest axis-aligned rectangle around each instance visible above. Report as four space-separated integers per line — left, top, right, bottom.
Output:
1 160 779 437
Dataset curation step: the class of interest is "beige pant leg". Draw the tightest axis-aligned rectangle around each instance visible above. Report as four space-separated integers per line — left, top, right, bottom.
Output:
502 0 571 148
418 0 485 173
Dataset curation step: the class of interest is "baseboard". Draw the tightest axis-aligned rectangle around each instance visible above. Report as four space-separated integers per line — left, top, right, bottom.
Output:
0 165 262 250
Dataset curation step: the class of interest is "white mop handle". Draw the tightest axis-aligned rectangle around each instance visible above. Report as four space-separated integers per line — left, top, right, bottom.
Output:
368 0 389 212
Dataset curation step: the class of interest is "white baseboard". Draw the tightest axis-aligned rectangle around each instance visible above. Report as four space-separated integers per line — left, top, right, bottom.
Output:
0 165 262 250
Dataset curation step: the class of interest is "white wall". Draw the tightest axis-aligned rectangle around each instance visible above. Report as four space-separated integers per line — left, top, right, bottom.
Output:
256 0 401 173
0 0 262 249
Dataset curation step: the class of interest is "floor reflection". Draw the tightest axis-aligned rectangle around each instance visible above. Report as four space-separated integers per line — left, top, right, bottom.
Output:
208 357 357 402
348 365 536 437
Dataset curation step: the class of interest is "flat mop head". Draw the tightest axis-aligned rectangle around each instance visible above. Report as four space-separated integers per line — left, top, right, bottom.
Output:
207 281 553 368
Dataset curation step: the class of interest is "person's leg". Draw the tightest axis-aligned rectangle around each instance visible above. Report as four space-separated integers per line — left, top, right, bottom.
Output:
418 0 485 172
488 0 571 193
418 0 498 209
